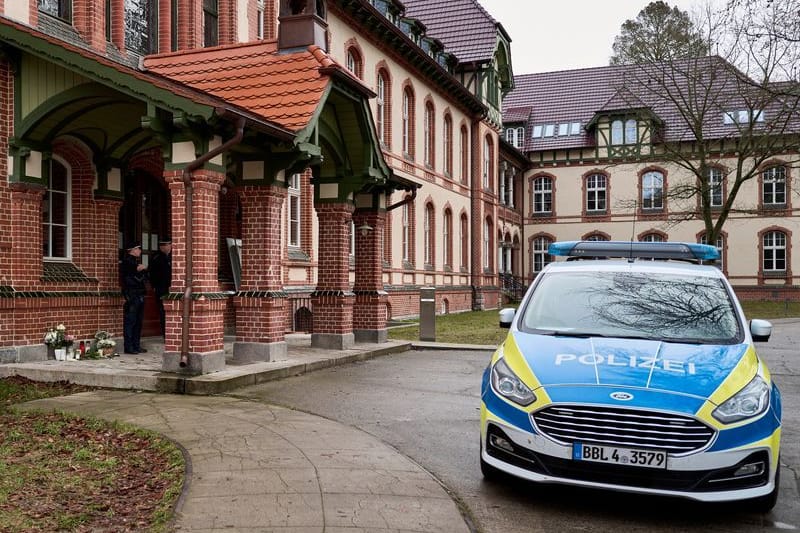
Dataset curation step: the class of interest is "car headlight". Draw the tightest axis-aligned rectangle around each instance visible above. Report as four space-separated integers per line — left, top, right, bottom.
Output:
712 375 771 424
491 358 536 406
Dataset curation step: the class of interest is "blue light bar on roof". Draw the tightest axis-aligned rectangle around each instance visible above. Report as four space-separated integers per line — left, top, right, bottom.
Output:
548 241 720 261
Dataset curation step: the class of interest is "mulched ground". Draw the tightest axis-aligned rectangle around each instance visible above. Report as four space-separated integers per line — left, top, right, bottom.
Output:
0 376 184 532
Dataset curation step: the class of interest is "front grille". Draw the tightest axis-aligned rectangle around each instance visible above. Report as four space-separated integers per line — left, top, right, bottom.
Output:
532 405 715 455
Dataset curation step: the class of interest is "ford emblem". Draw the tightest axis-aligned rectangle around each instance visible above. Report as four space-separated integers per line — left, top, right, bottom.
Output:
610 392 634 401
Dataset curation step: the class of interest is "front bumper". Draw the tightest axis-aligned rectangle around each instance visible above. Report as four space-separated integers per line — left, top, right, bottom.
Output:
481 418 778 503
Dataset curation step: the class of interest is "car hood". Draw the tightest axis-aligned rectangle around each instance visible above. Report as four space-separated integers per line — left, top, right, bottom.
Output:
507 331 754 401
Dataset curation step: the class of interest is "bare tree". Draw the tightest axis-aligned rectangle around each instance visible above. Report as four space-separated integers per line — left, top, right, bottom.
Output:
611 2 800 245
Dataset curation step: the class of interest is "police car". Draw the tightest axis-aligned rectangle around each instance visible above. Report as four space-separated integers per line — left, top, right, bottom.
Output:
480 241 781 512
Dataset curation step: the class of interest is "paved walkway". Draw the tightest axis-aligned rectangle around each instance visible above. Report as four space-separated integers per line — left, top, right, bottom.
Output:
10 336 489 532
20 391 472 532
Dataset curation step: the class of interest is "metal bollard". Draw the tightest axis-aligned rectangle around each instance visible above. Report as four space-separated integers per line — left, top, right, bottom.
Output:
419 287 436 341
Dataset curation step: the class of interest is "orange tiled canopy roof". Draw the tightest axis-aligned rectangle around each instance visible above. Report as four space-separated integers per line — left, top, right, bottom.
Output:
145 41 339 132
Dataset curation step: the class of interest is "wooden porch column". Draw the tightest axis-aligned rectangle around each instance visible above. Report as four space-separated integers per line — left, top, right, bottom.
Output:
352 209 388 343
311 202 355 349
233 185 288 362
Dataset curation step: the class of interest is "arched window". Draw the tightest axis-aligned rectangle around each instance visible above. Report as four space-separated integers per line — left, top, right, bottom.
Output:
443 114 453 176
641 171 664 210
345 47 363 79
402 86 415 158
424 101 435 168
460 213 469 270
287 173 301 248
763 230 787 273
482 136 493 189
402 203 410 262
424 203 435 267
640 233 664 242
460 125 469 184
43 157 72 259
585 233 609 242
700 233 725 270
443 209 453 268
531 236 553 275
376 69 390 147
532 176 553 214
483 218 493 271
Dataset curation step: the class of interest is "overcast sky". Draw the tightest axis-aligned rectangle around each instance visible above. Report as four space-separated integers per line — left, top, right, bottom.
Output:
478 0 702 75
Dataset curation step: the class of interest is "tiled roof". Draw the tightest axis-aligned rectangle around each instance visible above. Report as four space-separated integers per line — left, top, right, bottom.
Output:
503 57 785 153
145 41 347 132
402 0 499 64
503 106 532 123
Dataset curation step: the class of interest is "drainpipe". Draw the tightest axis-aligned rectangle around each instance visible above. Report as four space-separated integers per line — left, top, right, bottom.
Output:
386 186 417 211
179 111 246 367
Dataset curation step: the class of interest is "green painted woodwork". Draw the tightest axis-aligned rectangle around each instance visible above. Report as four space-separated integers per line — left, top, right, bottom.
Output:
20 54 89 119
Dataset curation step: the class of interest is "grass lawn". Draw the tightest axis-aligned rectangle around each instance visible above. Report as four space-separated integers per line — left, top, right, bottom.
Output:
388 300 799 346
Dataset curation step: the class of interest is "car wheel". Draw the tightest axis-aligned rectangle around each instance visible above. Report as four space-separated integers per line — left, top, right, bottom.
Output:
749 461 780 513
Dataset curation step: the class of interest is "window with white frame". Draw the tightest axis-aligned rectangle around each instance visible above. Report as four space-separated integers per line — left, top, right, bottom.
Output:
460 126 468 183
482 137 491 189
346 48 362 79
402 203 410 262
288 173 301 248
424 203 434 266
460 213 468 270
640 233 664 242
763 231 787 272
585 233 609 242
762 166 786 206
533 176 552 214
43 158 71 259
611 120 623 145
532 236 552 274
625 119 637 144
402 88 414 157
443 209 452 268
483 219 491 270
702 167 723 208
256 0 265 39
424 102 434 167
443 115 453 176
349 221 355 257
585 174 607 213
376 71 388 145
641 170 664 210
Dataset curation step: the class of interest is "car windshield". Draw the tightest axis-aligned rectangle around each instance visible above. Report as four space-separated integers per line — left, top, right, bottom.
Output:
521 270 741 344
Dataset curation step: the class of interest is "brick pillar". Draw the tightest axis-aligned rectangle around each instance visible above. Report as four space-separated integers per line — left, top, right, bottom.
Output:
233 185 288 362
352 209 388 343
162 168 227 374
311 202 355 349
9 183 45 291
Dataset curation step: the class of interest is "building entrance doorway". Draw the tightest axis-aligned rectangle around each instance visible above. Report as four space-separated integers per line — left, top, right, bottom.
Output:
119 171 170 338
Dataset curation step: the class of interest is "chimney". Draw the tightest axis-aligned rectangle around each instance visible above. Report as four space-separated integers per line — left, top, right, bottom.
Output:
277 0 328 52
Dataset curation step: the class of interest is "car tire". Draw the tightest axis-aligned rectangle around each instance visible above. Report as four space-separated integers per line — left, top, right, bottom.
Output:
749 461 780 513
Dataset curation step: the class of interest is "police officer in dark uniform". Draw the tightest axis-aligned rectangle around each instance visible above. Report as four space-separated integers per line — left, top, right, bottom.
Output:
149 237 172 338
121 242 148 354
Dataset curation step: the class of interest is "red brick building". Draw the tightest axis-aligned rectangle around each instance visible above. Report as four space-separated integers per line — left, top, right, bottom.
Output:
0 0 522 372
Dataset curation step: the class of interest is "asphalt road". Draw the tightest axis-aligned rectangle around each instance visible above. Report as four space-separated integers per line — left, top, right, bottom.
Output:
234 320 800 533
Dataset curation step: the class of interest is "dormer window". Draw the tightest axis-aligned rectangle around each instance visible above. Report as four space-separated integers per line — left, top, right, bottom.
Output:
723 109 764 124
611 119 638 145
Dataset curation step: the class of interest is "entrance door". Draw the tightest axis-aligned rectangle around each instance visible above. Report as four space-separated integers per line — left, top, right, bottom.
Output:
119 170 170 338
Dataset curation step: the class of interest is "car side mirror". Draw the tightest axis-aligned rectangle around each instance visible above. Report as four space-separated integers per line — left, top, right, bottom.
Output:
499 308 516 329
750 319 772 342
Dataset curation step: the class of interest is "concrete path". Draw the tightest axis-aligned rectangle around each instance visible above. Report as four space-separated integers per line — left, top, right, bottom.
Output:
19 391 473 533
